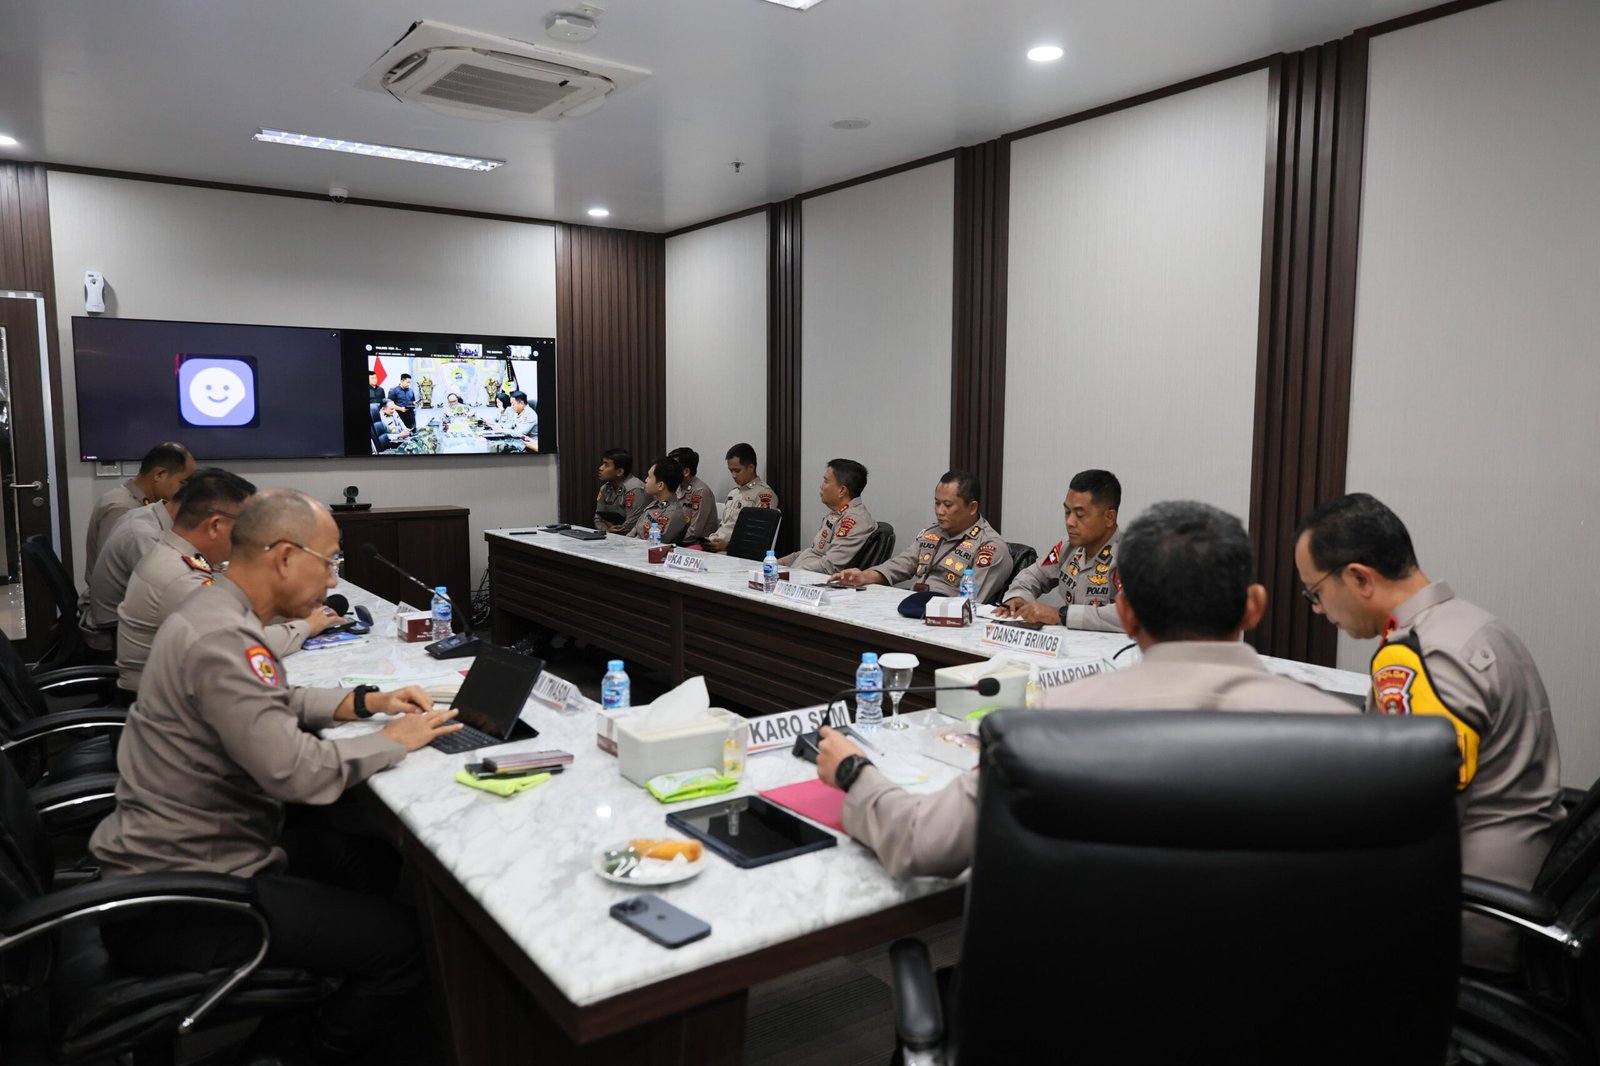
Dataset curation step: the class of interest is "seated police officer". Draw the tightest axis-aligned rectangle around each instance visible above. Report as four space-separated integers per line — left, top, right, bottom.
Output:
834 469 1011 600
781 458 877 575
631 456 692 545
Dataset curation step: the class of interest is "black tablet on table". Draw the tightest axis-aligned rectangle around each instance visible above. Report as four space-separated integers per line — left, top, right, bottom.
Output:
666 795 837 868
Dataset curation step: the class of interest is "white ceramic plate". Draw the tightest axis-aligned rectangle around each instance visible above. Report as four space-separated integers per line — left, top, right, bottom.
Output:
592 841 708 886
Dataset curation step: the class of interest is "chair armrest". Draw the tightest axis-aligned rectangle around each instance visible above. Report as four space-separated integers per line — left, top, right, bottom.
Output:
1461 875 1581 953
0 707 128 752
34 665 121 700
30 771 119 818
890 937 945 1053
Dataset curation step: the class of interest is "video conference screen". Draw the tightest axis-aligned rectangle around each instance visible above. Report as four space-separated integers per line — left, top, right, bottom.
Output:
342 329 558 457
72 317 346 461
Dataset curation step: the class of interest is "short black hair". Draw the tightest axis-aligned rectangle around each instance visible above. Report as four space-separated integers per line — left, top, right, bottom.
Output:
138 442 191 476
510 390 529 404
939 469 981 505
1119 500 1253 641
601 448 632 477
399 373 412 381
726 442 757 467
1069 469 1121 510
1294 492 1419 581
173 467 256 531
668 447 700 477
827 458 868 499
648 456 685 493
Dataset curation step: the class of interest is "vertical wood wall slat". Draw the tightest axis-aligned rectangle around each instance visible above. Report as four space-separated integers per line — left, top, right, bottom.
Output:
1247 35 1369 665
949 139 1011 526
766 199 802 555
555 224 667 525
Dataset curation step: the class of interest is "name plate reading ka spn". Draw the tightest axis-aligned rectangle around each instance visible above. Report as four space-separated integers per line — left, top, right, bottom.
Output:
772 580 827 609
980 622 1064 658
663 551 708 573
531 671 576 710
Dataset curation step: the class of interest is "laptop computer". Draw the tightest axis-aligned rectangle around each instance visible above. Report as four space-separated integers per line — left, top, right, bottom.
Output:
430 644 545 754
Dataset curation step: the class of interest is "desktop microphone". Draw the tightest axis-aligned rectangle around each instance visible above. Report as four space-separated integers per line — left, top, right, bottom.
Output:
325 593 349 616
359 543 482 660
791 677 1004 762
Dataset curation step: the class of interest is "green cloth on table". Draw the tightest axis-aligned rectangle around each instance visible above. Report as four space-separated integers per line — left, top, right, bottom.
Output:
454 769 552 796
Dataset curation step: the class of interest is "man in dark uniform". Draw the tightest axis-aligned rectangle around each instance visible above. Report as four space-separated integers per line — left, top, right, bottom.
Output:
387 373 418 429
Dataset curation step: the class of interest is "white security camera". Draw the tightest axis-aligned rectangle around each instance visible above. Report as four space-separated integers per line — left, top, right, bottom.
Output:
329 186 349 204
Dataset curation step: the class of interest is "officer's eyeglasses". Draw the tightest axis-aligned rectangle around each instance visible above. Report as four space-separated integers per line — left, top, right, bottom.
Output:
1300 565 1347 605
264 540 344 576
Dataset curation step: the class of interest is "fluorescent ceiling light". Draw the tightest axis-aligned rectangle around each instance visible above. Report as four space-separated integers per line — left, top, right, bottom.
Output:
1027 45 1065 62
588 207 611 218
755 0 830 9
0 134 19 148
252 128 504 172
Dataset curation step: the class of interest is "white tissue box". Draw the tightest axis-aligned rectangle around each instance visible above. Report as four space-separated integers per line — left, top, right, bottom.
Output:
616 707 740 787
935 661 1029 719
924 597 972 626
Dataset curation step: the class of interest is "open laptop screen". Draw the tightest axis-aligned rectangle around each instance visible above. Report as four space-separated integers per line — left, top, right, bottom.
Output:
450 644 544 738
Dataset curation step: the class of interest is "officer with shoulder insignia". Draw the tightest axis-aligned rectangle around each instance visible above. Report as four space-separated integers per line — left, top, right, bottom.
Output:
707 442 779 552
83 441 193 582
80 497 182 653
668 445 720 544
835 469 1011 600
1295 492 1563 975
593 447 649 534
89 489 463 1060
630 456 692 545
995 468 1125 632
781 458 878 575
116 468 340 697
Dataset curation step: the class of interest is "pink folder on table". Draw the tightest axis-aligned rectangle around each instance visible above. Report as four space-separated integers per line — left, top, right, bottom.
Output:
760 778 848 835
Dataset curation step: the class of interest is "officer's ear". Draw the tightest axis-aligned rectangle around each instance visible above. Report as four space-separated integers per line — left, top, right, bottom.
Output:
1239 583 1269 633
1342 562 1381 598
1115 596 1145 645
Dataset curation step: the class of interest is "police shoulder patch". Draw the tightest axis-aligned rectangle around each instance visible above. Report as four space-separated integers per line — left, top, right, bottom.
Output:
976 544 997 567
837 517 857 538
181 554 213 574
623 491 637 508
245 644 279 688
758 493 773 507
1042 541 1062 567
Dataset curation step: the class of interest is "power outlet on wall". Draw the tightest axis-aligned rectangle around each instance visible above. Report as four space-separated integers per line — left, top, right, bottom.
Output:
95 461 121 478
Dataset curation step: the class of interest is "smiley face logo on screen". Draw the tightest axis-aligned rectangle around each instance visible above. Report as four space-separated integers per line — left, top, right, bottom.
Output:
178 356 259 427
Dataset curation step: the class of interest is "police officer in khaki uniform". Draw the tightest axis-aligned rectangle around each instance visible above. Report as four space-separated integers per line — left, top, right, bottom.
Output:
818 501 1352 879
667 446 720 544
835 470 1012 600
707 442 779 551
115 468 336 694
80 499 179 652
631 455 692 545
90 489 462 1059
83 441 193 581
996 468 1125 632
1295 492 1563 974
593 448 649 534
782 458 877 575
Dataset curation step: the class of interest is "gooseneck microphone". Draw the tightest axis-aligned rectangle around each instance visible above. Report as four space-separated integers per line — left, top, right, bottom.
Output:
360 543 482 660
791 677 1005 761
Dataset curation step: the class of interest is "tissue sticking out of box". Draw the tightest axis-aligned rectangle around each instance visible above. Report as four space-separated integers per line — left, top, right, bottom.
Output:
633 675 713 733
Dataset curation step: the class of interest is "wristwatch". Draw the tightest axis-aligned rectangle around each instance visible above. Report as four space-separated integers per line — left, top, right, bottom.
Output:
352 684 379 719
1058 605 1070 627
835 754 872 793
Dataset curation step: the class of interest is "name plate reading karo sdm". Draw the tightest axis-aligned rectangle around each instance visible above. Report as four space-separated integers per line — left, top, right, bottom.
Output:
746 703 849 754
772 580 827 609
980 622 1064 658
530 671 576 710
663 551 708 574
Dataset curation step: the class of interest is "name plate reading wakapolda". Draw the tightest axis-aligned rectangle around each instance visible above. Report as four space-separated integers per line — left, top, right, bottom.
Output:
980 622 1064 658
1035 660 1112 690
663 551 708 573
772 580 826 609
746 703 849 753
530 671 576 710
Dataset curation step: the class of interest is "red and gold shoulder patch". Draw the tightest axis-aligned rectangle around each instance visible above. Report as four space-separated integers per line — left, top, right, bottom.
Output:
1042 541 1062 567
690 494 703 511
245 644 279 688
181 554 213 574
976 544 997 567
758 493 773 507
837 517 857 538
1373 663 1415 715
623 491 637 509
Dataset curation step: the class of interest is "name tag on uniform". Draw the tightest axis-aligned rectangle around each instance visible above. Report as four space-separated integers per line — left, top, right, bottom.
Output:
981 622 1064 658
663 551 707 573
531 671 576 710
773 580 827 609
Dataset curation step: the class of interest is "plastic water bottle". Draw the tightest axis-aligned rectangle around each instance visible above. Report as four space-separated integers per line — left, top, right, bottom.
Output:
648 520 662 547
601 660 631 710
855 652 884 733
959 567 978 606
430 586 452 641
762 549 779 592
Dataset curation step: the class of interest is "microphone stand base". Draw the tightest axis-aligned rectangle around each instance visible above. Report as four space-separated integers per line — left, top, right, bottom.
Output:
426 633 483 660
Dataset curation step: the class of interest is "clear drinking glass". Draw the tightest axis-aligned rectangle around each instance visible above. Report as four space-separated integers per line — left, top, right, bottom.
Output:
879 652 920 730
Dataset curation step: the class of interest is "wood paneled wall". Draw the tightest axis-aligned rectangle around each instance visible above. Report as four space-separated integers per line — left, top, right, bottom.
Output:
766 199 803 556
554 224 667 525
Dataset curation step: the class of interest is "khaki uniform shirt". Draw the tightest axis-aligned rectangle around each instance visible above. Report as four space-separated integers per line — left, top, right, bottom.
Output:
84 478 147 582
712 476 778 544
1002 533 1125 632
1371 582 1563 972
115 529 309 692
89 578 404 879
80 502 174 650
594 476 649 534
632 494 690 546
782 499 877 575
870 518 1012 601
843 641 1351 879
677 475 719 543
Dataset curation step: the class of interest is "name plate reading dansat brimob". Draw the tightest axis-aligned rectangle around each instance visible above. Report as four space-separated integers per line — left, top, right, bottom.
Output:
980 622 1064 658
531 671 576 710
772 580 826 609
663 551 707 573
746 703 849 754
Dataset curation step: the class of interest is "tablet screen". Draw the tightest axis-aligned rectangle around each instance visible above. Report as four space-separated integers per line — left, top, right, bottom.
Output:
666 796 837 868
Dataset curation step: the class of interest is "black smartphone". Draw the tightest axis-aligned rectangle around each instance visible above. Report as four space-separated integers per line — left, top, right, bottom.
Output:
463 762 565 780
997 619 1044 631
610 894 711 948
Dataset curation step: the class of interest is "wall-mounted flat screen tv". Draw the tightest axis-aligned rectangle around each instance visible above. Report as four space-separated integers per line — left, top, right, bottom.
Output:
342 329 558 457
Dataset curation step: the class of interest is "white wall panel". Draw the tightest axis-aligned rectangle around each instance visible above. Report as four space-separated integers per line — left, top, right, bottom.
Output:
1345 0 1600 783
666 212 768 507
48 173 557 585
1003 71 1268 558
800 161 954 554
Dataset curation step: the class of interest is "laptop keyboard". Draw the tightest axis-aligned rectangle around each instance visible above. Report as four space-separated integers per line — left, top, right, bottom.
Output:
431 724 503 754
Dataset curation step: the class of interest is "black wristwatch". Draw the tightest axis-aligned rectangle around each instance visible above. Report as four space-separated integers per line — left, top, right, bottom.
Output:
1058 605 1070 627
835 754 872 793
352 684 379 719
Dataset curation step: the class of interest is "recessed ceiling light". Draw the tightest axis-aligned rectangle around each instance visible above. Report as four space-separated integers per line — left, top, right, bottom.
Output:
252 128 504 172
0 134 19 148
588 207 611 218
1027 45 1064 63
830 118 871 130
756 0 829 9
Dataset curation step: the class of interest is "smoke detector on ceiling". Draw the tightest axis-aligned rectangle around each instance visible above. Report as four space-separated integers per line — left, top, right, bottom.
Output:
356 19 648 121
547 13 598 43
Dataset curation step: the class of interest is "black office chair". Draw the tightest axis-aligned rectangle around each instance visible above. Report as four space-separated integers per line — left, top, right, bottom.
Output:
0 755 331 1065
0 630 125 795
724 508 783 561
890 709 1463 1064
20 536 105 674
851 522 895 570
988 541 1037 604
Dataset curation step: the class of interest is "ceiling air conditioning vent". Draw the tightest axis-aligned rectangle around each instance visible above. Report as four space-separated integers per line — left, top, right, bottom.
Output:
357 20 649 121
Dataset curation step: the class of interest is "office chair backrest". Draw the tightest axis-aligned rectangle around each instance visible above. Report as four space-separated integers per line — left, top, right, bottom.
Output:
21 535 87 673
992 541 1037 604
955 709 1463 1065
725 508 782 561
1509 774 1600 1011
851 523 894 570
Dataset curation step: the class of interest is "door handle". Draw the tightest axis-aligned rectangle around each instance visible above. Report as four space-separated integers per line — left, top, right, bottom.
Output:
8 481 42 491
